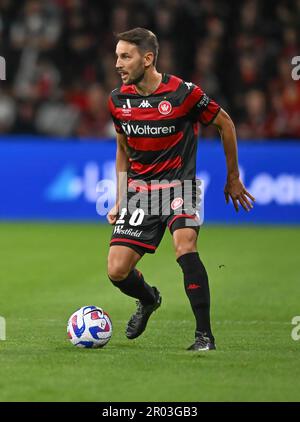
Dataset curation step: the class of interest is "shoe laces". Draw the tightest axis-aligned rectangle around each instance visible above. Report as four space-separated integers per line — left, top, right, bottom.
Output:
127 301 143 328
131 296 157 321
195 333 211 347
135 300 144 316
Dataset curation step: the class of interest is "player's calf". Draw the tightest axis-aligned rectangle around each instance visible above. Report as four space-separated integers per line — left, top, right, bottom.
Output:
109 268 156 305
177 252 215 346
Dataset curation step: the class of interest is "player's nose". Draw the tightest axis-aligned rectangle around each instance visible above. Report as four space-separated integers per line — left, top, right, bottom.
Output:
116 57 123 69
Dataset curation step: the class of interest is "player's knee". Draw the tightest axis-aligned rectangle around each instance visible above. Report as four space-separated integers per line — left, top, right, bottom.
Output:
107 260 131 282
175 239 197 259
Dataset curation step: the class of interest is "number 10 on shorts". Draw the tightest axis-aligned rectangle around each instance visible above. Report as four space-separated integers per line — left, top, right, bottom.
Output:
116 208 145 226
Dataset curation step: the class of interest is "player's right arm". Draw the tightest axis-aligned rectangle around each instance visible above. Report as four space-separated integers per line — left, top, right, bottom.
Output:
107 132 130 225
187 82 255 212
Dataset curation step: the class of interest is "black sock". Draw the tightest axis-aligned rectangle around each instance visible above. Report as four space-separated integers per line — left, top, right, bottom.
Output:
177 252 213 339
109 269 156 305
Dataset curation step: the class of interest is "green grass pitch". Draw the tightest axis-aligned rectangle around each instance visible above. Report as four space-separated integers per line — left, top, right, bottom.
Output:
0 223 299 402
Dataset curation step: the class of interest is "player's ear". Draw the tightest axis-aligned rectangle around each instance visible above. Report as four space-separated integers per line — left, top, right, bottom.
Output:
144 51 155 68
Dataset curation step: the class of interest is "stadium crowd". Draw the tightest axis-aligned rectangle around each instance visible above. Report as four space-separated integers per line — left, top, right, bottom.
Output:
0 0 299 140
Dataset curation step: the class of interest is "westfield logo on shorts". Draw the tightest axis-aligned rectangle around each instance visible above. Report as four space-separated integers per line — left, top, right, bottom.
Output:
113 225 143 238
121 122 175 136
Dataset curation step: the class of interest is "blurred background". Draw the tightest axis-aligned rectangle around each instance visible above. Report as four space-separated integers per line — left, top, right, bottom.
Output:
0 0 299 139
0 0 299 222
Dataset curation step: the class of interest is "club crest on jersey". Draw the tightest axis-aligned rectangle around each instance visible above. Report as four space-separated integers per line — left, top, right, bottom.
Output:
158 100 172 115
171 197 184 210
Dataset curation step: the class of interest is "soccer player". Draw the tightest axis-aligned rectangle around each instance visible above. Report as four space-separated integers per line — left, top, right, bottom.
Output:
107 28 255 351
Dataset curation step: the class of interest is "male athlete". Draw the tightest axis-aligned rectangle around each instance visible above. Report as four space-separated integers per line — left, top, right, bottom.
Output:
107 28 255 351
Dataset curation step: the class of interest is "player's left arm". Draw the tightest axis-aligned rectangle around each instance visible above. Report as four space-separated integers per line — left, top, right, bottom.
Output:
212 108 255 212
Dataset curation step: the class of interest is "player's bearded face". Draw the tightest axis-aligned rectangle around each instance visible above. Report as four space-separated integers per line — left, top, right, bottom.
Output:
116 41 146 85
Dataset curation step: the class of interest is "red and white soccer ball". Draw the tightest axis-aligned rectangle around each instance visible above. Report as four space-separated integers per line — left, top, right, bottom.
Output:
67 306 113 348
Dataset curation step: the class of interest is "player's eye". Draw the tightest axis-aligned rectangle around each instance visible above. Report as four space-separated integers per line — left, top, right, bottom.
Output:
116 54 130 60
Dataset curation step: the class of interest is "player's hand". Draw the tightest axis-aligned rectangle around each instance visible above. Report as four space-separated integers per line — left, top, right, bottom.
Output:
107 204 119 225
224 177 255 212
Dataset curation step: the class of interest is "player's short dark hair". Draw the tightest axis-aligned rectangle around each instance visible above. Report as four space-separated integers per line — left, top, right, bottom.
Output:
115 27 159 66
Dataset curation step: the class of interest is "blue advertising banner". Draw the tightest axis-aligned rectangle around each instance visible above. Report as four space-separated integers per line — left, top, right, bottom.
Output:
0 136 299 223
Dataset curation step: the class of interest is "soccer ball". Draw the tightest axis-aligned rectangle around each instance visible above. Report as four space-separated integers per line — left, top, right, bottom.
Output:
67 306 113 348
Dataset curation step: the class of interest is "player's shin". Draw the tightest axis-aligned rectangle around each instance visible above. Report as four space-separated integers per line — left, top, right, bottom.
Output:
177 252 214 340
109 269 156 305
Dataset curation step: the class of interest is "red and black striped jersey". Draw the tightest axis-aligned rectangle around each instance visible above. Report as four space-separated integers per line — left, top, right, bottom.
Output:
108 73 220 186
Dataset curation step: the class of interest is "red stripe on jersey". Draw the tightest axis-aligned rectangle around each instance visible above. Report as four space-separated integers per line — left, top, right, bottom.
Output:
199 102 220 125
131 156 182 175
128 179 181 192
120 85 136 94
114 106 184 121
127 132 184 151
110 238 156 250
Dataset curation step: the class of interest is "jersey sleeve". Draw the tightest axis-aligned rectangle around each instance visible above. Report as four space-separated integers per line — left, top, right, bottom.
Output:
108 95 125 134
188 85 221 126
